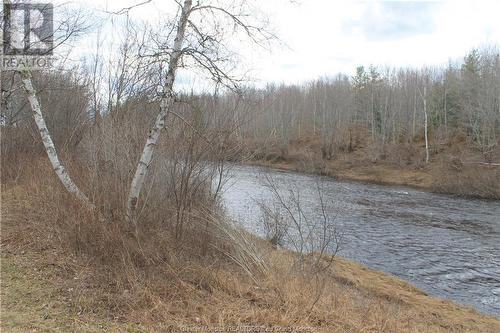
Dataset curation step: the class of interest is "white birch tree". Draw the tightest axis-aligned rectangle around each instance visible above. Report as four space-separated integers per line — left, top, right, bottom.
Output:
419 85 430 164
3 0 92 205
127 0 273 221
19 69 92 205
127 0 193 219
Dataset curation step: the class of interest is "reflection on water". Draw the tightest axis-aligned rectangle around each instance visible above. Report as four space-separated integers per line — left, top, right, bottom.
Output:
221 165 500 316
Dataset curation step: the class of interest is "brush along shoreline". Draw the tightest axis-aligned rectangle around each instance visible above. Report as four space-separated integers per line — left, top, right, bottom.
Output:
1 164 499 332
246 158 500 200
1 220 499 332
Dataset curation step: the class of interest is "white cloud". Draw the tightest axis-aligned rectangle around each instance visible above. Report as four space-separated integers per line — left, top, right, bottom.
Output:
253 0 500 84
59 0 500 85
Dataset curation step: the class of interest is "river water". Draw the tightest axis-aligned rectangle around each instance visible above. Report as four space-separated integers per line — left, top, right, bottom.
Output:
220 165 500 316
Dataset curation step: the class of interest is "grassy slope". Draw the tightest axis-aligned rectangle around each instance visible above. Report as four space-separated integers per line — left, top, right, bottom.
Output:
2 243 499 332
249 158 433 189
1 248 147 333
246 139 500 198
1 183 499 332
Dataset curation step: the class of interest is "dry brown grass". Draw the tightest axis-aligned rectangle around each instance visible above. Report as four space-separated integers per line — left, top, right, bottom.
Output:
431 159 500 200
2 159 499 332
246 135 500 199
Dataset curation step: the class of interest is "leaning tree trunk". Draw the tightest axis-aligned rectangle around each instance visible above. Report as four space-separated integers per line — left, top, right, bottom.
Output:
19 69 92 205
127 0 193 221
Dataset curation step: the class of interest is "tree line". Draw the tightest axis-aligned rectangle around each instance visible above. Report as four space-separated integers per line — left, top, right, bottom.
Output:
217 47 500 164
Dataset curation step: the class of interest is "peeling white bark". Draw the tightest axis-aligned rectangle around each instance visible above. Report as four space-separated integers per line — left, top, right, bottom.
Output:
127 0 192 220
19 70 92 205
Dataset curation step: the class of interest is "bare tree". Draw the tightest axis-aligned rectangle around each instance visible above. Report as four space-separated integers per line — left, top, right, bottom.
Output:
17 70 92 204
2 0 92 205
127 0 273 221
259 174 340 273
127 0 193 220
419 85 430 164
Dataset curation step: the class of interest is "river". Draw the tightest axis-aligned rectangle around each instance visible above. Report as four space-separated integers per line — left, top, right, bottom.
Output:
220 165 500 316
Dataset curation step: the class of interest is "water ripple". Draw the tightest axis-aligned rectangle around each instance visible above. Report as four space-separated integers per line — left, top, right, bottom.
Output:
221 165 500 316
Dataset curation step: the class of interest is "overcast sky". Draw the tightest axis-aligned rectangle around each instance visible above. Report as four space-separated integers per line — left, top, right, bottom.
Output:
73 0 500 85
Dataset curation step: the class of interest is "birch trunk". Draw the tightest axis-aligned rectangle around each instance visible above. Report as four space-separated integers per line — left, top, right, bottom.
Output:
19 69 92 205
423 86 429 164
412 89 417 141
444 85 447 138
127 0 192 220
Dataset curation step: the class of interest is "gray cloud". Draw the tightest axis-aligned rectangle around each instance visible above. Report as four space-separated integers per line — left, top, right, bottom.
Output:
343 1 442 41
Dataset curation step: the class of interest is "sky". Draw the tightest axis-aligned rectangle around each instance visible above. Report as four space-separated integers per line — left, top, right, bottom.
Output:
64 0 500 85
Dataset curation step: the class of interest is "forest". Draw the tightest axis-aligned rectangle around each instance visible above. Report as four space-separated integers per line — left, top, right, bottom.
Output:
3 48 500 199
223 47 500 198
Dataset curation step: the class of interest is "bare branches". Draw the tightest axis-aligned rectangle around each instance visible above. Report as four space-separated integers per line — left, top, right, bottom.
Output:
127 0 194 221
129 0 276 93
126 0 276 220
103 0 153 15
259 173 341 274
190 3 276 48
182 47 243 93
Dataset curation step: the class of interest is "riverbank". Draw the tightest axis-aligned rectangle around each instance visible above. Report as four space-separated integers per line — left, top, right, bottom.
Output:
247 159 434 190
2 238 500 332
244 141 500 199
2 186 500 332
